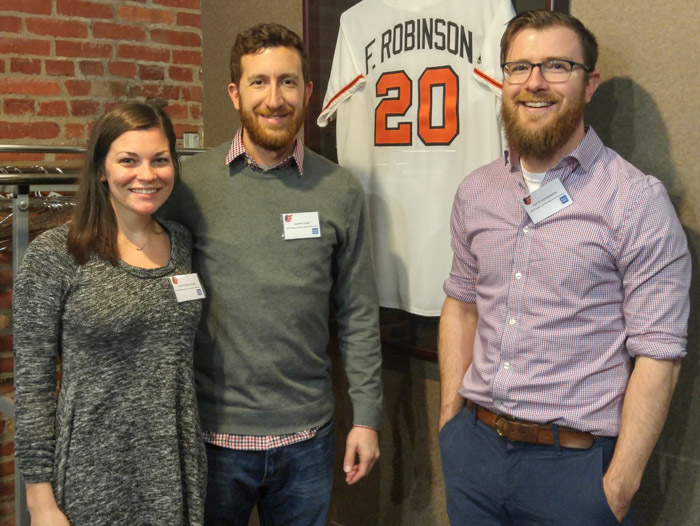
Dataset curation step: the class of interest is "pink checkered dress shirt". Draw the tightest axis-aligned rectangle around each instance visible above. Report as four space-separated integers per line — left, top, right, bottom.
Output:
444 127 690 437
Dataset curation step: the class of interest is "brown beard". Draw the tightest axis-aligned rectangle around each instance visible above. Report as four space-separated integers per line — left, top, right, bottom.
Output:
239 102 307 152
502 90 586 161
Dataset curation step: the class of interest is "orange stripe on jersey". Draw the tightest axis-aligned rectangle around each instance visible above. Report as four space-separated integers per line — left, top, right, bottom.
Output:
322 74 364 113
474 68 502 90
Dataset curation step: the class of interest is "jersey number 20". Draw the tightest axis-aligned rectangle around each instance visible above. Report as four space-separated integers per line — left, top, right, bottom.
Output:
374 66 459 147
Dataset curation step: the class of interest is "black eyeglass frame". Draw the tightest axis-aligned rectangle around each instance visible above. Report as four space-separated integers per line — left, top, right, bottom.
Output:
501 59 593 84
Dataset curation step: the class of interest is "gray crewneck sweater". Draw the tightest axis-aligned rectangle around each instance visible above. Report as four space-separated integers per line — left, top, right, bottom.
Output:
159 141 383 435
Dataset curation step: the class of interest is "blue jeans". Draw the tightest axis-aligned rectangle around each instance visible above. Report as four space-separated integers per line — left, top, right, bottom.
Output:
204 419 335 526
440 405 633 526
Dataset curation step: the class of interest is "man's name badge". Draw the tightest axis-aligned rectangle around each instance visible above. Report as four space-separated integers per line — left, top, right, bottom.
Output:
522 178 573 224
170 273 206 302
281 211 321 240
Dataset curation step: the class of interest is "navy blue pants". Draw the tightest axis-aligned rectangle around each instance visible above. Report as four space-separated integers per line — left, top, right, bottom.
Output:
204 420 335 526
440 405 633 525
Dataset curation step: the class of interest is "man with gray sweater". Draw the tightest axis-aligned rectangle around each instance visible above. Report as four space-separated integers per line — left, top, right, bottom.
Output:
160 23 383 526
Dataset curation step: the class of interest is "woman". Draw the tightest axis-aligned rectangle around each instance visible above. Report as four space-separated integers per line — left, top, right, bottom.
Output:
13 102 206 525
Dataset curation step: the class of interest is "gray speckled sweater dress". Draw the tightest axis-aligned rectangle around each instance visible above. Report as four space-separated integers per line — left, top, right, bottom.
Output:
12 220 206 526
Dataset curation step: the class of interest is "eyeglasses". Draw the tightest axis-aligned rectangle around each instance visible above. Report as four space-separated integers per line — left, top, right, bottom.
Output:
501 59 592 84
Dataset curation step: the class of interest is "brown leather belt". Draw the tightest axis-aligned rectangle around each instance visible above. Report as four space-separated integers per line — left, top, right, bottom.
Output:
467 400 595 450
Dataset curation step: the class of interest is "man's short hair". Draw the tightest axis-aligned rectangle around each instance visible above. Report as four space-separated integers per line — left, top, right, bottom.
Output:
230 23 310 85
500 10 598 71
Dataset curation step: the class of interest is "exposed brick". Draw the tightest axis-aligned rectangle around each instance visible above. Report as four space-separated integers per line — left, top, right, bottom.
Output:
172 49 200 66
56 39 112 59
3 98 35 115
10 57 41 75
93 21 145 41
108 61 136 78
0 121 60 139
0 459 14 477
181 85 202 102
65 79 90 96
38 100 68 117
150 28 200 48
0 0 52 15
176 12 200 28
45 59 75 76
164 103 187 119
139 64 164 81
0 356 12 373
65 123 84 139
0 36 51 56
56 0 114 19
0 152 44 162
117 44 169 63
101 101 123 114
0 60 4 74
168 66 192 82
0 335 12 352
26 17 89 38
173 123 199 137
0 500 16 526
153 0 200 9
0 78 61 95
131 84 179 100
117 5 174 24
70 100 99 116
190 103 201 120
79 60 103 76
0 15 21 33
55 153 84 162
109 81 127 98
0 452 15 468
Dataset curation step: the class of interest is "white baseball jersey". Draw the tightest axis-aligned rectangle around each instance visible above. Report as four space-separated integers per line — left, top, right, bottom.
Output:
318 0 515 315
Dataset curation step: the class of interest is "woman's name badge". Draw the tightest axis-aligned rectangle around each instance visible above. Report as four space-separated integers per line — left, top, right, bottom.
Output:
521 178 573 224
170 273 206 302
281 211 321 240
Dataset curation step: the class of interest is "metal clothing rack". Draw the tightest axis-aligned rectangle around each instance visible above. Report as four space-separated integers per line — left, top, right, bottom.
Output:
0 144 203 526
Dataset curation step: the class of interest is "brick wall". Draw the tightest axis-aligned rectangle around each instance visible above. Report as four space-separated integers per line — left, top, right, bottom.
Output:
0 0 203 521
0 0 203 165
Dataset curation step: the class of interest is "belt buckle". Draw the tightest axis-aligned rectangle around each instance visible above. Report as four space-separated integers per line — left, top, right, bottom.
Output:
494 415 508 438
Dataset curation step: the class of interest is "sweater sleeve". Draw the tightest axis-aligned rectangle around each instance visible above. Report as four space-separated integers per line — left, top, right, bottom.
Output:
332 173 383 429
13 227 75 483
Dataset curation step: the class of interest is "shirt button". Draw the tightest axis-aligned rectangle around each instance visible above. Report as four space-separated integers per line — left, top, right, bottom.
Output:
523 226 530 233
508 318 516 326
515 272 523 280
503 362 510 369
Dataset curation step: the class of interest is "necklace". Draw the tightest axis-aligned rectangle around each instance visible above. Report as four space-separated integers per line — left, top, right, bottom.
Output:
119 223 163 251
119 235 149 251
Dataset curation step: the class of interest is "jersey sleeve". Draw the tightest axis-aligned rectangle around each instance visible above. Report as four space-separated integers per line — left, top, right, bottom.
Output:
317 18 367 128
472 0 516 95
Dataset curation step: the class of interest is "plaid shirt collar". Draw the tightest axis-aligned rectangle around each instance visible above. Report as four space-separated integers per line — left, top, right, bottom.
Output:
225 128 304 176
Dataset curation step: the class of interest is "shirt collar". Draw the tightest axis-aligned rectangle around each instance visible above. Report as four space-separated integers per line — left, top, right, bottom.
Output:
225 128 304 176
505 126 604 175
